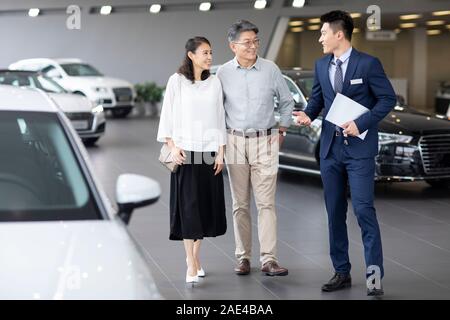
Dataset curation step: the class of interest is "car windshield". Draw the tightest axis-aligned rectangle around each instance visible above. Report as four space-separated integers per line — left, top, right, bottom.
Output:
295 77 314 99
60 63 103 77
0 111 102 221
0 72 67 93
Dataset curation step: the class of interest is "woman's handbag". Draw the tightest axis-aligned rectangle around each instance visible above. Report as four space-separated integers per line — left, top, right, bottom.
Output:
159 144 179 173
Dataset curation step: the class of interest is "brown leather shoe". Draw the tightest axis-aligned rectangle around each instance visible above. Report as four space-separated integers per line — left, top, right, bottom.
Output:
234 259 250 275
261 261 288 276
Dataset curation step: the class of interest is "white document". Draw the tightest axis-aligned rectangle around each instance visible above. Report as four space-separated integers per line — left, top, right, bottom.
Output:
325 93 369 140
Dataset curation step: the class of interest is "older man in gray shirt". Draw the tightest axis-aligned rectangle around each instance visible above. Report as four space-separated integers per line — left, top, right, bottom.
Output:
217 20 294 277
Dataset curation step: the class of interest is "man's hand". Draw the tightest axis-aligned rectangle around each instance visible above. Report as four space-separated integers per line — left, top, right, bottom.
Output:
293 111 311 126
269 128 287 146
342 121 360 137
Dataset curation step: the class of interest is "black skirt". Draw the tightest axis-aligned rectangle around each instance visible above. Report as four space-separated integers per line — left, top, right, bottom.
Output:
169 151 227 241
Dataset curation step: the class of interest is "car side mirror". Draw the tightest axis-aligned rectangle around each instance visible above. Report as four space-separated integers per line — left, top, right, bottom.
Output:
116 174 161 225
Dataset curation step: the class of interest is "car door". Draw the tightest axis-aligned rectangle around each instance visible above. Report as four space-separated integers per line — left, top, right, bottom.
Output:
279 75 320 170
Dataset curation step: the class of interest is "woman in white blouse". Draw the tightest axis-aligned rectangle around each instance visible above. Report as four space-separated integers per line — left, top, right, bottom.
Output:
157 37 227 284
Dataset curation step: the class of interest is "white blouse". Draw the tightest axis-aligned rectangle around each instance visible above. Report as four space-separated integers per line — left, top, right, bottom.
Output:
157 73 227 152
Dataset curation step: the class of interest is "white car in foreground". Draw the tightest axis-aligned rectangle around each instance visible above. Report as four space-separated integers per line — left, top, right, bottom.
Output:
10 58 136 118
0 85 161 299
0 69 105 145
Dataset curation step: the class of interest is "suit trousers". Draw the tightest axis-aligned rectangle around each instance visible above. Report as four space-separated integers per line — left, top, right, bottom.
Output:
225 133 279 265
320 134 384 278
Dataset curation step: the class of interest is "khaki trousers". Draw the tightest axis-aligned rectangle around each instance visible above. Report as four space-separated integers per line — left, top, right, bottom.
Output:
225 132 279 265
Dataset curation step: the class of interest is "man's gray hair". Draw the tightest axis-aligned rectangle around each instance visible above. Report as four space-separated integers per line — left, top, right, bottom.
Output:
227 20 259 42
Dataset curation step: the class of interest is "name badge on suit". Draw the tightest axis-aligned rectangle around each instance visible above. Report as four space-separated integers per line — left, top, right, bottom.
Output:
350 78 363 85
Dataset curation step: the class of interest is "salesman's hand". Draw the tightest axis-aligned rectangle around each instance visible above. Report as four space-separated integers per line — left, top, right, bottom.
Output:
342 121 360 137
214 155 224 176
293 111 311 126
171 146 186 165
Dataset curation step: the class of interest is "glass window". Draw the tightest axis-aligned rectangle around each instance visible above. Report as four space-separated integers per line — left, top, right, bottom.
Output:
36 75 67 93
42 65 62 79
0 111 101 221
295 77 314 99
0 72 67 94
60 63 103 77
284 77 301 103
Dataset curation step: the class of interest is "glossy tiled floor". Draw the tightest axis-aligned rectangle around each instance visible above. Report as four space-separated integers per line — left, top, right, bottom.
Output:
86 112 450 300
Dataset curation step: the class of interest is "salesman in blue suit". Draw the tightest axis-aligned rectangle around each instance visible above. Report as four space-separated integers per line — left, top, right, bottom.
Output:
295 10 396 296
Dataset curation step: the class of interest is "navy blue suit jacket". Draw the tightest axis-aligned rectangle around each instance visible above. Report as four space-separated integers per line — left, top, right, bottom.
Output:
304 48 396 159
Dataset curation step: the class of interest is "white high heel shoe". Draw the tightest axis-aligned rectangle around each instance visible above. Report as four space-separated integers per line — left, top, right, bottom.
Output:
186 258 206 277
186 269 199 283
197 267 205 277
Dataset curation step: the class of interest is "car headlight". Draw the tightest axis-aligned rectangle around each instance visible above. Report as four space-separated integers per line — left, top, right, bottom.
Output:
92 104 104 114
378 132 413 145
93 87 108 93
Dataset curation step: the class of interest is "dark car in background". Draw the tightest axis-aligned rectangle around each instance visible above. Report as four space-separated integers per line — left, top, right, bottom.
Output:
277 68 450 188
435 81 450 118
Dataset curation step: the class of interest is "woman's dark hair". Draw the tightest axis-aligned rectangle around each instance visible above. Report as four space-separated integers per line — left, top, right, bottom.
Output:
178 36 211 83
320 10 354 41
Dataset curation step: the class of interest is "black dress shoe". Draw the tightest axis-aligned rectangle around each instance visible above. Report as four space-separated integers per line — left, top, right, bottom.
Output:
367 288 384 296
321 272 352 292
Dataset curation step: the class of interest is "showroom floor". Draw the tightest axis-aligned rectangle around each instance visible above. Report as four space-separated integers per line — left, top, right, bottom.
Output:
86 112 450 300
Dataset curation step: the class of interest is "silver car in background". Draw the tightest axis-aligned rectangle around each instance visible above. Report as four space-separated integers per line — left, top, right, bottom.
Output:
0 70 106 145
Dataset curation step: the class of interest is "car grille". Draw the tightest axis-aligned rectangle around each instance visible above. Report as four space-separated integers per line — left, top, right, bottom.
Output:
65 112 94 131
113 87 132 103
419 134 450 175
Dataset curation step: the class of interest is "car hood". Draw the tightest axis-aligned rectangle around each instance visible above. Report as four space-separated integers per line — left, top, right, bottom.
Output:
48 93 93 113
70 76 133 88
379 109 450 136
0 220 161 300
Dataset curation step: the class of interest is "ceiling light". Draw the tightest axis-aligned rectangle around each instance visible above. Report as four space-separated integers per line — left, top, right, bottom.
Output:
199 2 211 11
307 25 320 30
308 18 321 23
432 10 450 16
427 29 441 35
291 27 304 32
28 8 40 17
254 0 267 10
292 0 305 8
446 24 450 29
426 20 445 26
100 6 112 15
149 4 161 14
399 14 421 20
289 21 303 26
350 13 362 18
399 23 416 28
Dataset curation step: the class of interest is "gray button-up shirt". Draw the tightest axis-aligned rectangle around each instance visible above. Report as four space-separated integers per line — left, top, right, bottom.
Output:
217 57 294 130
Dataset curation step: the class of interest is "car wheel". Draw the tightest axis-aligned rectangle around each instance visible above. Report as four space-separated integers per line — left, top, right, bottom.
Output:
83 137 100 146
425 179 450 189
111 107 132 118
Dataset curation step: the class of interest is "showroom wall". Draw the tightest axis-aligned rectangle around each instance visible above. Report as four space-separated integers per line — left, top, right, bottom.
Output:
0 0 285 86
0 0 448 103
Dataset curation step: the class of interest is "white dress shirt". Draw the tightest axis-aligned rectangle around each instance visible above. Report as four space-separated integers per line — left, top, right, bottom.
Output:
157 73 226 152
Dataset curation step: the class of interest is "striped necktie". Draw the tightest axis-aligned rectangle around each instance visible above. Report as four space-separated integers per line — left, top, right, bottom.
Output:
333 59 343 94
333 59 343 134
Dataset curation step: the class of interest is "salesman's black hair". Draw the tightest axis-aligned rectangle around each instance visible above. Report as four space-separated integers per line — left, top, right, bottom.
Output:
320 10 354 41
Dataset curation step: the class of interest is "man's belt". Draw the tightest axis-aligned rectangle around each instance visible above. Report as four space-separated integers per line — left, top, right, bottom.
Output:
227 128 273 138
